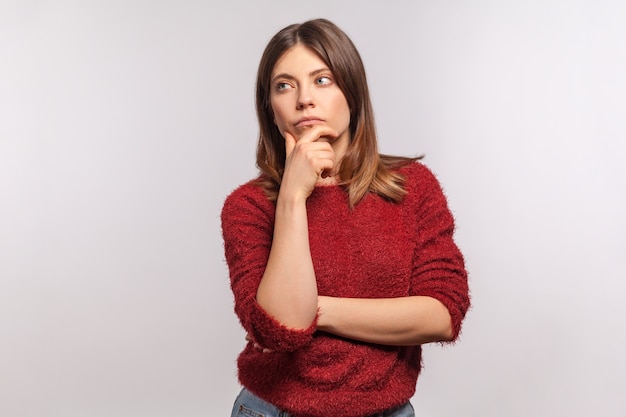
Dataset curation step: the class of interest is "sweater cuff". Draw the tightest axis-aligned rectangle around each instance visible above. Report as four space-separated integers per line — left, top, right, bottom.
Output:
247 300 317 352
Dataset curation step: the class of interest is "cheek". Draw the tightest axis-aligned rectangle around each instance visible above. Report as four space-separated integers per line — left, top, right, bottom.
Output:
272 112 286 129
335 97 351 126
329 90 349 115
270 102 286 127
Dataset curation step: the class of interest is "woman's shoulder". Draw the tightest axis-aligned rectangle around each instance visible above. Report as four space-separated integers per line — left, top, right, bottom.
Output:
222 177 273 213
396 160 440 185
393 160 448 202
379 154 435 179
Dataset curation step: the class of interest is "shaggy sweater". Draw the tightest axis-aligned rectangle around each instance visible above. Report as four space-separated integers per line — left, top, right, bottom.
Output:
221 162 470 417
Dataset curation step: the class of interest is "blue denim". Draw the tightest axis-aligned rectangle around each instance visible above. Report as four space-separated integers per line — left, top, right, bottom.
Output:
231 388 415 417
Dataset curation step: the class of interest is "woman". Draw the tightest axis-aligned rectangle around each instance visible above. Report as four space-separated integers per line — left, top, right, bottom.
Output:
222 18 470 417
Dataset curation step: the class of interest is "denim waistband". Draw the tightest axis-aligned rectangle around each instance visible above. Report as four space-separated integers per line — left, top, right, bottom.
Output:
231 388 415 417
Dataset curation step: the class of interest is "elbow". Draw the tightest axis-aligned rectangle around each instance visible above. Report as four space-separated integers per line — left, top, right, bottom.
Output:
405 323 453 346
438 321 455 342
422 299 458 344
419 317 454 344
241 299 316 352
429 297 456 343
404 308 455 346
436 303 459 342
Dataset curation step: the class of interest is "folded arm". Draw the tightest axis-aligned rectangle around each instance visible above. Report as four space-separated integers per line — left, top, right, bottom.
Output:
317 165 470 347
316 295 453 345
222 186 317 353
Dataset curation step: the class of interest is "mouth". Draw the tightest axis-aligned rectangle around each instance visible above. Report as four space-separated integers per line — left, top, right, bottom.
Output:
294 117 324 129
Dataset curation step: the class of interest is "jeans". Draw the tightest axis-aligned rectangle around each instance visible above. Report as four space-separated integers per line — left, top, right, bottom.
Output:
231 388 415 417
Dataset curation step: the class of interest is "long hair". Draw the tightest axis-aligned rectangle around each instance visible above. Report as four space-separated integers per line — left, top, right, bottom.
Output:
255 19 420 207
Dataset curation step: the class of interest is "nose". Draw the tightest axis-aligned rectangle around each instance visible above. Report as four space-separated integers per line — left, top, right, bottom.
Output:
296 86 315 109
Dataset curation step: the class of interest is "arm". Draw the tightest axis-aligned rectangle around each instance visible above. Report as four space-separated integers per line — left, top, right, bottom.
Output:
222 127 339 352
222 186 315 352
316 164 470 346
316 295 453 345
255 128 337 329
255 192 318 329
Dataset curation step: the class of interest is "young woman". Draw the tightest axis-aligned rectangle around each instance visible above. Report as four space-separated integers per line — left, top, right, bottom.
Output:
222 18 470 417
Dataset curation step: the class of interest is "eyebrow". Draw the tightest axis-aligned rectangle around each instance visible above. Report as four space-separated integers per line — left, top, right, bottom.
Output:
271 68 331 84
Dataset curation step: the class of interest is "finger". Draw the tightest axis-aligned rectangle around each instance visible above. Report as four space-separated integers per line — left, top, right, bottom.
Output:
315 148 337 169
303 147 335 177
296 125 339 145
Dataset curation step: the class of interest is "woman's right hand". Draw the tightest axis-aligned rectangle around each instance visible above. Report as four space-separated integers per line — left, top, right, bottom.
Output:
280 126 338 201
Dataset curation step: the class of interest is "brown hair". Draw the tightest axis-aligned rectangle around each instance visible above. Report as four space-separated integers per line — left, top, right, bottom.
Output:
255 18 420 207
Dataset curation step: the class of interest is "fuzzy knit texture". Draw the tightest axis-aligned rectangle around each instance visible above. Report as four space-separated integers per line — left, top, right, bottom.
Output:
221 161 470 417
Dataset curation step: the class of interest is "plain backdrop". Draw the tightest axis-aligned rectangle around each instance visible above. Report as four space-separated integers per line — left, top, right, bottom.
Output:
1 1 625 416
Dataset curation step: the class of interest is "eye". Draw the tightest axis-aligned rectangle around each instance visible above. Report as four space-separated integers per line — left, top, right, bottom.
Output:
275 82 292 92
315 76 333 86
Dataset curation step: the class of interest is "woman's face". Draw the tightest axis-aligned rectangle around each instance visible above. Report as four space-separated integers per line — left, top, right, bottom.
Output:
270 44 351 159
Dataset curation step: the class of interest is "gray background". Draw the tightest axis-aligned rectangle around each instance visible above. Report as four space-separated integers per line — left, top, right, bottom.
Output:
1 1 625 416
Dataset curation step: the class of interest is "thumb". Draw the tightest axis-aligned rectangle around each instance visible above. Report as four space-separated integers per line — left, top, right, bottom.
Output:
284 131 296 158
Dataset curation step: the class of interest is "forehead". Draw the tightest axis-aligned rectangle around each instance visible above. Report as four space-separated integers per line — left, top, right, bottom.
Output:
272 44 328 76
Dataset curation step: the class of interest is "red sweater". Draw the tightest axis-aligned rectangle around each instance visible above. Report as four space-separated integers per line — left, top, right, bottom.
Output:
221 162 470 417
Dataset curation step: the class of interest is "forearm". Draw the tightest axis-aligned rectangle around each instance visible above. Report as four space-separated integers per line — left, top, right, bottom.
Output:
316 295 453 346
256 195 318 329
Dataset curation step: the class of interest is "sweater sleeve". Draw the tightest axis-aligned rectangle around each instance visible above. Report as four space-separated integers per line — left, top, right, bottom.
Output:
221 183 316 352
407 164 471 342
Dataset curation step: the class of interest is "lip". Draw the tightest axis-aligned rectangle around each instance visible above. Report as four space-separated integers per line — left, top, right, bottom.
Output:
294 116 324 128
